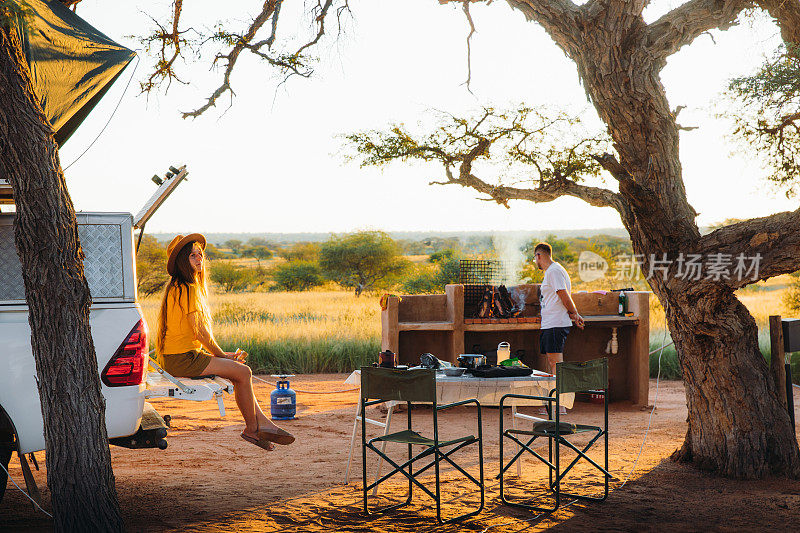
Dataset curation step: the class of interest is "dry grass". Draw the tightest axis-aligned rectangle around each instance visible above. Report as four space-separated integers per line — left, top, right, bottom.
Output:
141 290 380 341
140 290 381 373
647 279 792 331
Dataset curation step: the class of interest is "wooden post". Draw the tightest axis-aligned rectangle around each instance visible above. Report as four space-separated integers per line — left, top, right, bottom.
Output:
769 315 787 409
446 284 464 364
626 292 651 407
381 296 399 355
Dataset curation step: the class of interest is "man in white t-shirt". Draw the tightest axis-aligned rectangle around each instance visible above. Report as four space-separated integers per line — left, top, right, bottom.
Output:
535 242 584 377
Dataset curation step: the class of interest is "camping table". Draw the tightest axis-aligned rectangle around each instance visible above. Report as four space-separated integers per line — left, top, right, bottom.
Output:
342 369 575 486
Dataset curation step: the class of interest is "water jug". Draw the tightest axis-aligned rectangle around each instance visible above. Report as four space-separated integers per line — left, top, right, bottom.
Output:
497 342 511 365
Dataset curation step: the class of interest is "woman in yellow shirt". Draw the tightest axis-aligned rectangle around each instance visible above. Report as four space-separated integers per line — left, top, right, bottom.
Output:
157 233 294 451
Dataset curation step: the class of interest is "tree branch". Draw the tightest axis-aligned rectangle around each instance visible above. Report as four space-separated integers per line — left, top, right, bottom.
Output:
645 0 751 62
140 1 187 93
756 0 800 49
697 207 800 287
761 111 800 135
581 0 648 21
140 1 348 118
426 140 623 210
593 152 662 209
461 0 476 93
181 1 280 119
182 0 347 118
346 105 621 212
458 0 582 48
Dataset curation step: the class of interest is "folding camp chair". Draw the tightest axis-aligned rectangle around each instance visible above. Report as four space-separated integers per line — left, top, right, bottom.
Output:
360 367 484 523
498 358 610 512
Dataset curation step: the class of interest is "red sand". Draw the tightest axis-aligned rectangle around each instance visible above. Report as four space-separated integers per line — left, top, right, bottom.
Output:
2 375 799 532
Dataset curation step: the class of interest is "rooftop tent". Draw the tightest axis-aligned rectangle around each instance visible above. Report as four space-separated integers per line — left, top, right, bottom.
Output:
15 0 136 146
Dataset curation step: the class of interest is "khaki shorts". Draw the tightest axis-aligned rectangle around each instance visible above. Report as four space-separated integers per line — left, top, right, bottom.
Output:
162 350 213 377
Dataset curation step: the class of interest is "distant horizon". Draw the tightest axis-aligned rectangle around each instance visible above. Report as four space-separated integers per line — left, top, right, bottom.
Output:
148 227 654 246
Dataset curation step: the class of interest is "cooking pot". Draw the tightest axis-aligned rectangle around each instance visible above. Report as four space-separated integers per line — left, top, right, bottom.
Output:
458 354 486 369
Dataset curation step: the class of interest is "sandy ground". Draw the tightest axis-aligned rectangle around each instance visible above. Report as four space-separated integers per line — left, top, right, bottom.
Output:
2 375 800 532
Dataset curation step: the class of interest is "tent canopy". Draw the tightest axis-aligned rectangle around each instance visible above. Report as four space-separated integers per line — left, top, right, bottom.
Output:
16 0 136 146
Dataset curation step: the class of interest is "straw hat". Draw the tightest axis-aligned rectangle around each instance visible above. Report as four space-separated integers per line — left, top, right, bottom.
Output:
166 233 206 277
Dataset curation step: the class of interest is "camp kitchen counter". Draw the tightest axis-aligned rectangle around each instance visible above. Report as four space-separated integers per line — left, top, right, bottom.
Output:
381 285 651 406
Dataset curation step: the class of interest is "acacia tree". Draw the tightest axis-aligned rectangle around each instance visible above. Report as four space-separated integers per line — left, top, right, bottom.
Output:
319 231 407 295
0 0 346 529
346 2 800 479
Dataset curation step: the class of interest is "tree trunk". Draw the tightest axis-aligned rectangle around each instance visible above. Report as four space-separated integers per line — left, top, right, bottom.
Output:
665 282 798 477
566 20 800 478
0 19 124 531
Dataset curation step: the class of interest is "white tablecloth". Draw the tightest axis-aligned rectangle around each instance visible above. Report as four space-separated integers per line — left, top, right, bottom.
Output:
344 369 574 408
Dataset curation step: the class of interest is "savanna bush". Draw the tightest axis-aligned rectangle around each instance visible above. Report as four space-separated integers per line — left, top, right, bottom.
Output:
271 260 325 291
136 235 169 296
210 261 257 293
784 273 800 312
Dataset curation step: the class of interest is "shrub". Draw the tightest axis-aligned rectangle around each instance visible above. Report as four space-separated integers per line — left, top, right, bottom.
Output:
429 248 457 263
210 261 255 293
279 242 321 262
241 246 273 261
271 261 325 291
400 256 462 294
401 270 438 294
136 235 169 296
434 256 461 287
223 239 244 255
523 235 577 264
785 273 800 312
204 242 224 260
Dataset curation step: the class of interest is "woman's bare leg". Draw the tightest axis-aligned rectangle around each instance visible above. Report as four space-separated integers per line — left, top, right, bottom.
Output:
202 357 259 434
200 358 289 441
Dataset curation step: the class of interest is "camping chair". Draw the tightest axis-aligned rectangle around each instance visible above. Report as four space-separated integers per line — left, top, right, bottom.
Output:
498 358 610 512
360 367 484 523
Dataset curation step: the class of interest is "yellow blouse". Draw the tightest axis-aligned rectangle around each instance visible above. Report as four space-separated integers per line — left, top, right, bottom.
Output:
161 283 203 355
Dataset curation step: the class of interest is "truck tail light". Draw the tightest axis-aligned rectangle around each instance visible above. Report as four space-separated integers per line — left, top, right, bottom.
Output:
101 320 148 387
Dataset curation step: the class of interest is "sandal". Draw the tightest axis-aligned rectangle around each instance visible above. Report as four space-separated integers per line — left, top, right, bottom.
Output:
241 432 274 451
257 425 295 445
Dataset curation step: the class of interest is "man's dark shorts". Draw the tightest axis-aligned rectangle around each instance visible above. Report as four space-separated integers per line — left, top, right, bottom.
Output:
540 327 571 354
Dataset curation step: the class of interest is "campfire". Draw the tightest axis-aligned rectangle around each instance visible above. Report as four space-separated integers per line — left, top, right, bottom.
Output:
463 284 541 324
459 259 540 324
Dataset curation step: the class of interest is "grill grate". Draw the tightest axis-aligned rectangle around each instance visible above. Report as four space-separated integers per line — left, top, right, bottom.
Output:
460 260 513 318
458 259 512 285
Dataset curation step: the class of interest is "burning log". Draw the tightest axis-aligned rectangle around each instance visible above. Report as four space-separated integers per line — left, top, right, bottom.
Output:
497 285 521 318
477 286 493 318
475 284 521 319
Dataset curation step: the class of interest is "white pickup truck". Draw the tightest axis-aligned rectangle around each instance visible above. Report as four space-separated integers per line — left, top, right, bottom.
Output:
0 209 150 443
0 209 151 498
0 168 232 506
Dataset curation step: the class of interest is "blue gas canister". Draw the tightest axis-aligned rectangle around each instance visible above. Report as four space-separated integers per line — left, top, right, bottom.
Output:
270 374 296 420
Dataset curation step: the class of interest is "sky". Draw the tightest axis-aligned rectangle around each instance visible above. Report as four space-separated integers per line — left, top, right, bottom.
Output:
52 0 797 235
